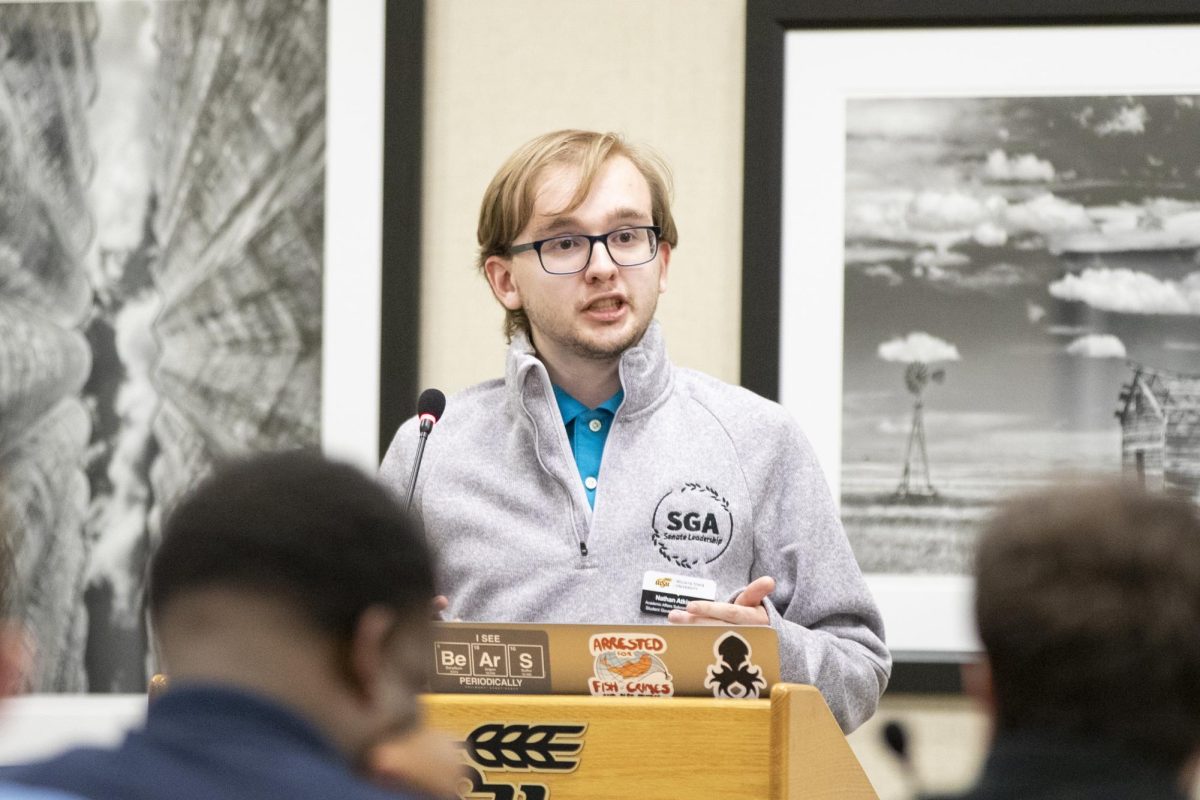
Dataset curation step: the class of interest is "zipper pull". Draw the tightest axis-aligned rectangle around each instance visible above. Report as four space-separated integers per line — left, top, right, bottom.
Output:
579 541 589 557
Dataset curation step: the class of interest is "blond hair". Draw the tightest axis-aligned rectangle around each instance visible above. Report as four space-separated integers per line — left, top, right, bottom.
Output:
477 130 678 341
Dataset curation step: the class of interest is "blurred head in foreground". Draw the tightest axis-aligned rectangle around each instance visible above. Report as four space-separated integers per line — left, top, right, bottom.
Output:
970 480 1200 777
149 450 435 762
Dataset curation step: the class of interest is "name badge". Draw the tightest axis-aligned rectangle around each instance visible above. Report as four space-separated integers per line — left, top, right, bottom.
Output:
640 571 717 616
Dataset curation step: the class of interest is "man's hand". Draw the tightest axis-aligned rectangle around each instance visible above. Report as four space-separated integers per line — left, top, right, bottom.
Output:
431 595 450 619
666 576 776 626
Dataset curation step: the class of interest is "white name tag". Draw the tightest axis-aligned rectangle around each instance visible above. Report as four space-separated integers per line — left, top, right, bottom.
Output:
640 571 717 616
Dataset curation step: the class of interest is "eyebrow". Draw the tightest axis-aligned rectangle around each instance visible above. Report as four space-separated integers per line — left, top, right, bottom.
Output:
531 207 651 238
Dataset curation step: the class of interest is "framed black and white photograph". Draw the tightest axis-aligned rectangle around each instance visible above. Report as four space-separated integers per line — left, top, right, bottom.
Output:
0 0 417 693
743 2 1200 663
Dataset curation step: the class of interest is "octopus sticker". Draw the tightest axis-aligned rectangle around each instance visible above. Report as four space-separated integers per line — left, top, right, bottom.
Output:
587 633 674 697
704 631 767 699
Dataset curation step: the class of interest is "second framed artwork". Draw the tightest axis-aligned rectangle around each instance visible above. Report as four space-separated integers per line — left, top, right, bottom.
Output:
744 2 1200 658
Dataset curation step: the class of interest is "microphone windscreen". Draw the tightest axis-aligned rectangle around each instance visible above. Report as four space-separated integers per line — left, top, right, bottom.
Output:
882 720 908 760
417 388 446 422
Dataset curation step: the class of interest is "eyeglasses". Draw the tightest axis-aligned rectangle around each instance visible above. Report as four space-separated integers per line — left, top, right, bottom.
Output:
509 225 662 275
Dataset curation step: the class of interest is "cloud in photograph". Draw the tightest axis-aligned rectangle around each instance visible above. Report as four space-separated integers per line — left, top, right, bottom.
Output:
914 261 1035 294
845 189 914 241
912 249 970 269
1004 193 1093 236
1047 325 1092 336
1049 201 1200 253
845 170 1179 256
1087 198 1200 233
1086 203 1142 231
1164 339 1200 352
906 190 990 233
983 149 1055 182
1049 268 1200 315
84 290 163 613
89 2 159 252
862 264 903 286
957 262 1035 291
973 221 1008 247
1094 103 1148 136
1065 334 1127 359
844 244 913 264
878 331 961 364
1026 302 1046 324
847 190 995 250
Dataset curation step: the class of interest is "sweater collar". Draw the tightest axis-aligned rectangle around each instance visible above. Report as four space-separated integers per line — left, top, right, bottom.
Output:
506 320 672 418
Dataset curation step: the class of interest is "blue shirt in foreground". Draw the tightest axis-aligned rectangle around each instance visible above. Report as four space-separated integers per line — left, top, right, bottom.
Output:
0 684 432 800
552 386 623 508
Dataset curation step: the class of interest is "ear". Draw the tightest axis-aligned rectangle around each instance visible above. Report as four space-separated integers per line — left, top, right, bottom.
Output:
961 657 996 717
483 255 523 311
656 242 671 294
346 606 400 706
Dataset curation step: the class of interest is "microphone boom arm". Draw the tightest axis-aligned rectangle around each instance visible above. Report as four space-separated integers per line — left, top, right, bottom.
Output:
404 416 434 514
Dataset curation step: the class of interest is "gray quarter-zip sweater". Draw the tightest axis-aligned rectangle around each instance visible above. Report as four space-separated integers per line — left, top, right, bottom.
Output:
380 321 890 731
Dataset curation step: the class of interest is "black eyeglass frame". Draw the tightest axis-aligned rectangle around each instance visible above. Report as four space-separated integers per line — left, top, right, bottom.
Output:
508 225 663 275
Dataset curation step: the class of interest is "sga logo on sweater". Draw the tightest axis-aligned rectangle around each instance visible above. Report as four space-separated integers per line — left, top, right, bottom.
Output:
651 483 733 569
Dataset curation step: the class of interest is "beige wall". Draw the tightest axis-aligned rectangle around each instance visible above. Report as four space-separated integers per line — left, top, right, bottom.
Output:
421 0 746 392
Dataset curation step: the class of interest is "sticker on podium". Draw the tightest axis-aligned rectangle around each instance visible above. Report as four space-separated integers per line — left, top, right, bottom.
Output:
431 627 551 694
430 620 779 697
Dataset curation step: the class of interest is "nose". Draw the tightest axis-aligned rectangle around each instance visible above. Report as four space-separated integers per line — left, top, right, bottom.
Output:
583 238 618 281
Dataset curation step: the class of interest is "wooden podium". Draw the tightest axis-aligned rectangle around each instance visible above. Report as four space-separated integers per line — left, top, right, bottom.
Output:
421 683 877 799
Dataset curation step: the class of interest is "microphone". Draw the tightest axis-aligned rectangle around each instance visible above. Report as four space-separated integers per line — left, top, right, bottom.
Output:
405 388 445 513
417 387 446 434
882 720 924 799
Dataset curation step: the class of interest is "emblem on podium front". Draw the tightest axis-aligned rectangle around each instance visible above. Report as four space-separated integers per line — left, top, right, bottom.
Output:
457 721 586 799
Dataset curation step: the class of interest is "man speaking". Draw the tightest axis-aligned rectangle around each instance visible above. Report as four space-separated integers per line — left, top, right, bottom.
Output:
381 130 889 731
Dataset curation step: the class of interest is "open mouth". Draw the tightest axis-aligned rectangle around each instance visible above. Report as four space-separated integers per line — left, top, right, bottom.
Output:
582 296 628 322
587 297 625 312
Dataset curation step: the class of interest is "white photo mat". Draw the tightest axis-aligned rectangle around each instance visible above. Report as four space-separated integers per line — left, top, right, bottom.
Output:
780 24 1200 657
321 0 386 470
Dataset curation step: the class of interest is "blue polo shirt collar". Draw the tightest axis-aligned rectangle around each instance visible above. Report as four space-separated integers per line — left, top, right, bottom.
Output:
552 386 623 508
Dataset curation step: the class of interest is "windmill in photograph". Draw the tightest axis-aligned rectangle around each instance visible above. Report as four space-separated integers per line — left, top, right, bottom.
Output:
894 361 945 500
1117 365 1200 502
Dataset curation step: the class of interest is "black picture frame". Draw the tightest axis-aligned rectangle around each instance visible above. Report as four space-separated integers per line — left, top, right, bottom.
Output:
741 0 1200 692
380 0 425 460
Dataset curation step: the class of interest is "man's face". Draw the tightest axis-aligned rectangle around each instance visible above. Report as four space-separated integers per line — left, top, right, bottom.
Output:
486 155 670 365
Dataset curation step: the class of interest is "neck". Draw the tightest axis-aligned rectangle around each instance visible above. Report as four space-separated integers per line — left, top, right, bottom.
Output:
155 592 379 762
535 347 622 409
